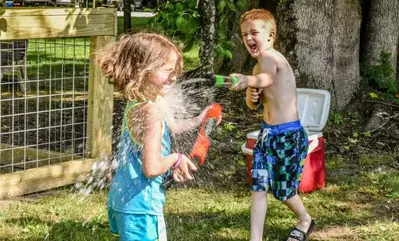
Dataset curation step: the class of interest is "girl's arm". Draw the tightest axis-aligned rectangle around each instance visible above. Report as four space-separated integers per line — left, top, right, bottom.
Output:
136 103 197 178
168 105 212 134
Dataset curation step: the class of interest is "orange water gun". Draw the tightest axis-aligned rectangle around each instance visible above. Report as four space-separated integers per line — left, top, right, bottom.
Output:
190 103 222 165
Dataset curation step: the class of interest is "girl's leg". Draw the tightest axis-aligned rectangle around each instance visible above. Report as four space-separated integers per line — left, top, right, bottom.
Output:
250 191 267 241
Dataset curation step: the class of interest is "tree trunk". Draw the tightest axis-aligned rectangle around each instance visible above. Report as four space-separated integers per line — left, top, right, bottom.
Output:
361 0 399 77
397 42 399 81
215 0 260 74
277 0 362 109
123 0 132 32
198 0 216 74
360 0 399 130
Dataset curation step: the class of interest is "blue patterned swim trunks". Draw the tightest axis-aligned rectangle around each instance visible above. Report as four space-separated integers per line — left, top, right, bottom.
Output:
252 120 308 201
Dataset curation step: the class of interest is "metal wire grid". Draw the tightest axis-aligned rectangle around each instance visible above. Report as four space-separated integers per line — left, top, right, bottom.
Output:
0 38 90 174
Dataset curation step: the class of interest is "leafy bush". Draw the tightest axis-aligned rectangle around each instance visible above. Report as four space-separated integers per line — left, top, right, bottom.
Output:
361 51 397 96
150 0 246 60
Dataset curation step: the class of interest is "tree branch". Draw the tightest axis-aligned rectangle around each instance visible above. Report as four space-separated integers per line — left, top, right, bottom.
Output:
364 100 399 109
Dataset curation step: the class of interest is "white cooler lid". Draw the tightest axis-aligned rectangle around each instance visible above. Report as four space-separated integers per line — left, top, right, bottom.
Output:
297 88 331 132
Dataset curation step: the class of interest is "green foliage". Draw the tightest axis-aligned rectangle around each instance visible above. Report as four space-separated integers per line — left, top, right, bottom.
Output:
214 0 246 60
150 0 246 59
223 122 235 131
150 0 200 52
361 52 397 96
329 110 344 126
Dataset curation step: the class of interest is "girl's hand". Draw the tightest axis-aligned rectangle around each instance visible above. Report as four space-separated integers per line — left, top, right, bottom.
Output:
230 73 248 91
196 104 214 125
246 87 262 103
199 105 212 121
172 154 197 182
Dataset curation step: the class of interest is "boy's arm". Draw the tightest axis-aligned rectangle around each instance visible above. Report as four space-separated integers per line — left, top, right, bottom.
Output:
245 64 262 110
231 55 277 90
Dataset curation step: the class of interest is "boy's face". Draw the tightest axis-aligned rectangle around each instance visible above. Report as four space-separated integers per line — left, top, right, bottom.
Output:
240 19 274 59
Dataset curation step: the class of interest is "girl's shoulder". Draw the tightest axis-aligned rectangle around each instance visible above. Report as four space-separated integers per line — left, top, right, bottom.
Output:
126 101 163 123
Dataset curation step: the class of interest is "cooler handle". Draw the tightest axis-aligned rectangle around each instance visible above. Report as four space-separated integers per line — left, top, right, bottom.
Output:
307 137 319 154
241 144 253 155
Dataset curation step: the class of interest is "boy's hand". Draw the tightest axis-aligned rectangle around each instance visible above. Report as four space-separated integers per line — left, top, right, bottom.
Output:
230 73 248 91
246 87 262 103
172 155 197 182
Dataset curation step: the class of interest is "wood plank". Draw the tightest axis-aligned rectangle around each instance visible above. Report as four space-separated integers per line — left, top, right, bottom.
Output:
0 143 80 164
0 158 97 199
87 36 115 158
0 8 117 40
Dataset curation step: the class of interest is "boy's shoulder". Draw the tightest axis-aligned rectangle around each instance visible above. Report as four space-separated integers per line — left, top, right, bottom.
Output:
263 49 287 60
260 49 290 67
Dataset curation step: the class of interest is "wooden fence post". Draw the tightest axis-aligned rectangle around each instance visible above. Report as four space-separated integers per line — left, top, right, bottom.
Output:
87 36 115 158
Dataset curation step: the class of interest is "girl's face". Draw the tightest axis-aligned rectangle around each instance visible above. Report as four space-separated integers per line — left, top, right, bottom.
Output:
150 51 178 96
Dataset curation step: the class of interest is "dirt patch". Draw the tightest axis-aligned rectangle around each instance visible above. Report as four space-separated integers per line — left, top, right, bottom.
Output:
312 226 360 241
323 88 399 158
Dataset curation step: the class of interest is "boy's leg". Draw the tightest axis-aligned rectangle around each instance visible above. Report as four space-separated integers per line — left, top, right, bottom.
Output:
269 126 313 240
250 191 267 241
282 194 312 235
250 127 270 241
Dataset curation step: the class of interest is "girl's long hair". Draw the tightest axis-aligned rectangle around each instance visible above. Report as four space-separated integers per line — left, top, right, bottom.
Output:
96 32 183 101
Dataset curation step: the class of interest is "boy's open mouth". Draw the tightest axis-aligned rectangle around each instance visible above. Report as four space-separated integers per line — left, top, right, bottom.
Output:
248 43 257 53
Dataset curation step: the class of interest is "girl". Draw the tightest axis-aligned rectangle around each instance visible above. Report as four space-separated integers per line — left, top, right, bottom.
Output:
96 32 211 241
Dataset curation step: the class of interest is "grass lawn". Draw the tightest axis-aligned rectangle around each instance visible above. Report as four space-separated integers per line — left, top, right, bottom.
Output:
0 153 397 241
117 16 152 34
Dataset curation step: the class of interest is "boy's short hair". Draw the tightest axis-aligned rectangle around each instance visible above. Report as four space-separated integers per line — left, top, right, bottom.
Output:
240 9 277 40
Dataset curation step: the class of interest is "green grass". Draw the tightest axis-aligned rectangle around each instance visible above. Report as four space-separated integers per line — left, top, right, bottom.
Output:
117 16 153 34
0 153 398 241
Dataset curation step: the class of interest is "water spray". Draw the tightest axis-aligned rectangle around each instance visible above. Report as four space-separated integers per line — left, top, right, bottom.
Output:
163 103 222 189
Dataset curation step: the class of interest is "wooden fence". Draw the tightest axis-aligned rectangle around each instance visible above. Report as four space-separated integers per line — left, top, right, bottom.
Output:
0 8 116 199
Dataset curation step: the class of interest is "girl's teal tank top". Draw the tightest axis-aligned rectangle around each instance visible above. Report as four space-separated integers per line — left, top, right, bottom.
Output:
107 101 171 215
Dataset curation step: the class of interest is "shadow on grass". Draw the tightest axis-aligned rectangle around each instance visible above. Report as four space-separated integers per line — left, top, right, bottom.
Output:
2 217 117 241
164 205 380 241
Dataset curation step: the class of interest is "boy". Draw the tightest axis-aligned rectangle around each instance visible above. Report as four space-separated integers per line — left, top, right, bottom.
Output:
230 9 316 241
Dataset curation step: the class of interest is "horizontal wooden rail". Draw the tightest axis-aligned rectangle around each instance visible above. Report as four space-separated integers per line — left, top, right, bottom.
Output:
0 158 98 199
0 8 117 40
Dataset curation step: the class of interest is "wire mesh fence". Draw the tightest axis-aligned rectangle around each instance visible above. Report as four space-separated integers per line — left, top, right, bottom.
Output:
0 37 90 174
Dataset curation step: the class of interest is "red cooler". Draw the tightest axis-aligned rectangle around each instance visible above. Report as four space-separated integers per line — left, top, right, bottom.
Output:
241 88 331 193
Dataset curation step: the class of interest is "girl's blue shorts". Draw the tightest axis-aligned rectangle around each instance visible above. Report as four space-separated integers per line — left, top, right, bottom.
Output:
108 207 167 241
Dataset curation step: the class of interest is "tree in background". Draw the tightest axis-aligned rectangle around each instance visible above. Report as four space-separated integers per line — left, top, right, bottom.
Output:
150 0 246 74
152 0 399 111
